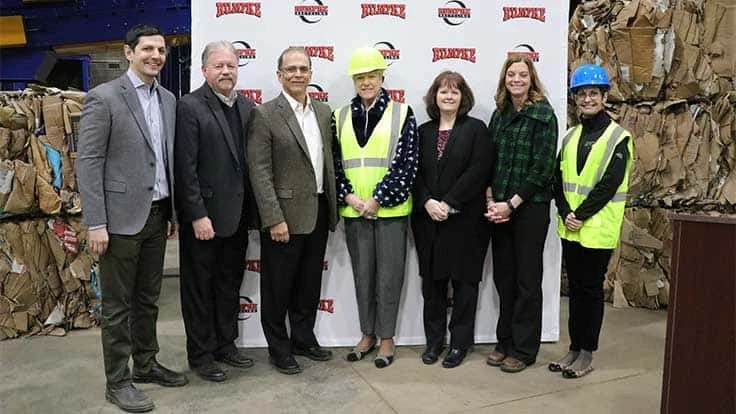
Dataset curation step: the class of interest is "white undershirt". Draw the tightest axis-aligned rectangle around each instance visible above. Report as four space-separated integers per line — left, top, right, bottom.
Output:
282 90 324 193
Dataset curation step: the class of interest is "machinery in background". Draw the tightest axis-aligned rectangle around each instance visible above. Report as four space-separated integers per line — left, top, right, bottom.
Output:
0 0 191 96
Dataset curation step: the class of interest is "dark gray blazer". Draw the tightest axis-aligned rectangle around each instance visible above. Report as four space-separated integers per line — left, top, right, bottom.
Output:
174 83 258 237
247 93 338 234
77 73 176 235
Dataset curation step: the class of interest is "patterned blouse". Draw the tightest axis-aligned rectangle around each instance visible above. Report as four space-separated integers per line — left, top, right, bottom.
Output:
437 129 451 159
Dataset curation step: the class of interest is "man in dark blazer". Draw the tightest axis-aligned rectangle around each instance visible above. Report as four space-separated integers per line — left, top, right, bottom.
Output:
174 41 258 382
247 47 338 375
77 24 187 413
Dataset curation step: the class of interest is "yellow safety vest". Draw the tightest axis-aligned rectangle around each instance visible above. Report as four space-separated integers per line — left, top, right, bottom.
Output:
335 100 412 218
557 121 634 249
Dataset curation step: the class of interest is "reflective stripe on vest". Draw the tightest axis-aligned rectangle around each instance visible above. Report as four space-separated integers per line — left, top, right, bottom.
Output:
336 101 412 218
557 121 633 249
338 102 403 170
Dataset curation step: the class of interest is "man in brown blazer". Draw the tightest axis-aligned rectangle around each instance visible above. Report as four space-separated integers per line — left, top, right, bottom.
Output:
247 47 338 375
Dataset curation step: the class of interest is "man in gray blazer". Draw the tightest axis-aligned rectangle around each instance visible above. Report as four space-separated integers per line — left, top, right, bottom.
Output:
77 23 187 413
247 47 338 375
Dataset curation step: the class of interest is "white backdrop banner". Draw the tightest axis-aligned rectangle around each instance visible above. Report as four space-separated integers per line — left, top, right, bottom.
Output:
191 0 569 347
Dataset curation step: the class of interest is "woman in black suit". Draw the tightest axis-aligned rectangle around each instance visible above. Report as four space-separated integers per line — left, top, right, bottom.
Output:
412 71 493 368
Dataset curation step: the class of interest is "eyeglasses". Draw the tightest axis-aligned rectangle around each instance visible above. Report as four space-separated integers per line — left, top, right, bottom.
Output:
280 65 311 75
573 89 602 100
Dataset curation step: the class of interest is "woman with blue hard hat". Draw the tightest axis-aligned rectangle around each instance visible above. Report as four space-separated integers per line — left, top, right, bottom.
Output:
550 63 634 378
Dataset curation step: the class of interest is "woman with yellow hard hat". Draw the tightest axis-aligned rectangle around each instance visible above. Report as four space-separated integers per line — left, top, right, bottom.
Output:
332 46 418 368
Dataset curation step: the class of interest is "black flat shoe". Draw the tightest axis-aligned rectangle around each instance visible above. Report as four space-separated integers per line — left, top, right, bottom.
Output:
442 348 467 368
374 354 394 368
374 345 395 368
269 354 302 375
346 342 376 362
132 360 189 387
292 345 333 361
190 362 227 382
421 345 444 365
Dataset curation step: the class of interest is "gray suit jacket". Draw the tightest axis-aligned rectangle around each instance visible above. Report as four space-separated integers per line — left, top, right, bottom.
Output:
247 93 338 234
77 73 177 235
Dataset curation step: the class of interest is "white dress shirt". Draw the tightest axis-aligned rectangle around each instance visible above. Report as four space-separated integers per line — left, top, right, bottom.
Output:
282 90 324 194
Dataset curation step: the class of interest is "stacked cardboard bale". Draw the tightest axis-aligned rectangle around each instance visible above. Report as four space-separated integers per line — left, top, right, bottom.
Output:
567 0 735 309
0 87 99 339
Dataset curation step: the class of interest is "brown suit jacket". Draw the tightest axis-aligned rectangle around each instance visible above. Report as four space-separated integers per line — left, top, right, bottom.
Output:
247 93 338 234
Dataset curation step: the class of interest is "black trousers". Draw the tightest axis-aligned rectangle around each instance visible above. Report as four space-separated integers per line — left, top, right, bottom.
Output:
260 197 329 357
491 202 550 365
179 221 248 366
99 201 168 385
422 278 479 351
562 239 612 352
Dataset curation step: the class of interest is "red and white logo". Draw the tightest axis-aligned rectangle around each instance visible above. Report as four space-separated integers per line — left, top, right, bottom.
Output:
507 44 540 62
374 41 400 66
502 6 546 22
238 296 258 320
432 47 476 63
438 0 471 26
296 45 335 61
386 89 405 103
238 89 262 105
216 2 262 18
361 3 406 19
295 0 329 23
307 84 329 103
318 299 335 313
231 41 256 67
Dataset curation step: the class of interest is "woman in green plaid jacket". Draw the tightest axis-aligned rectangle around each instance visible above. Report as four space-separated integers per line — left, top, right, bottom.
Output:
484 53 558 374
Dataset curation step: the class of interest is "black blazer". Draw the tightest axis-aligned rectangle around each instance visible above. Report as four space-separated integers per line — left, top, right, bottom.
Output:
174 84 258 237
411 115 493 282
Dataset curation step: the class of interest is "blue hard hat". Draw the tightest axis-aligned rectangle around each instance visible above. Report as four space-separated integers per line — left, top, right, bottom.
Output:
570 64 610 90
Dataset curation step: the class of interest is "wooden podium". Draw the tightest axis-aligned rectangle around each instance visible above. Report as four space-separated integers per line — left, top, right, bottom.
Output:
661 214 736 414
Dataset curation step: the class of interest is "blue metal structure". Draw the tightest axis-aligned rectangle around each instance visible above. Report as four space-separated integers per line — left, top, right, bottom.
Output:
0 0 191 94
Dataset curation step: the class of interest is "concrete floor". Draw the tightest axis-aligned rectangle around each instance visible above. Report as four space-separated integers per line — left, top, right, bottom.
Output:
0 273 666 414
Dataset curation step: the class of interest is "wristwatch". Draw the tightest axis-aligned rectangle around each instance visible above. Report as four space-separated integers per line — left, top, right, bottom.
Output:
506 199 516 213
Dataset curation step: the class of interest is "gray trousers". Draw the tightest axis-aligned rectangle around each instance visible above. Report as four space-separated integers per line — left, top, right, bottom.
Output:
344 216 408 338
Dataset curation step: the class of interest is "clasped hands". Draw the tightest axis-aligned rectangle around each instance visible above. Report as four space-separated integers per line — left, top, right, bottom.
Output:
424 199 451 222
345 193 380 220
564 212 583 232
484 200 512 224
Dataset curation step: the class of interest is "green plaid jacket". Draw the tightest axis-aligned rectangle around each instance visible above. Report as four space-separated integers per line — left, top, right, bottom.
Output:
488 99 558 203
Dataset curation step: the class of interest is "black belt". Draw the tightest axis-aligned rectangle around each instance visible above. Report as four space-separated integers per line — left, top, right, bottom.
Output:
151 198 170 208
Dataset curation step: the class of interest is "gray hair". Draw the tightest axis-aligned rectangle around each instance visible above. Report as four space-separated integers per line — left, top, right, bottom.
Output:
201 40 237 66
276 47 312 71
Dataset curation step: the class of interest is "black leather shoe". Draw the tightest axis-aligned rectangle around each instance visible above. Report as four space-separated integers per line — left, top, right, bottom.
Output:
422 345 444 365
269 354 302 375
292 345 333 361
105 382 154 413
132 361 188 387
215 350 254 369
190 362 227 382
442 348 467 368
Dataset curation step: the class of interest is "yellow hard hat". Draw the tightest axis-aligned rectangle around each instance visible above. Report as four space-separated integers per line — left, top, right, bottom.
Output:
347 47 388 76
